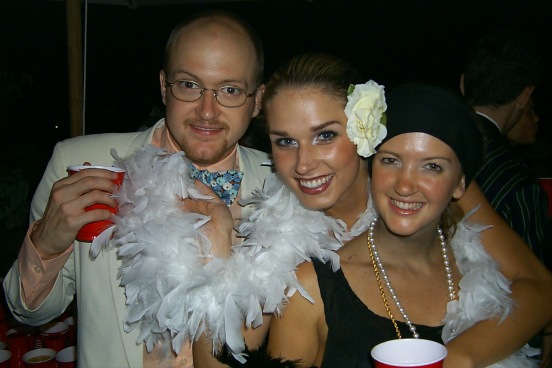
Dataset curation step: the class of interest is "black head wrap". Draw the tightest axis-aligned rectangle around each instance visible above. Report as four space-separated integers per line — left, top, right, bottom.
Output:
382 83 483 185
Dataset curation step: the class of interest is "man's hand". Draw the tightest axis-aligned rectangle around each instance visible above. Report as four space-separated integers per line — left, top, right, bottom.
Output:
31 166 120 259
181 180 234 259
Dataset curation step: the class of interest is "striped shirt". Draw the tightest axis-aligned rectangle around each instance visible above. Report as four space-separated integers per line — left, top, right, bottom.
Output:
474 114 548 261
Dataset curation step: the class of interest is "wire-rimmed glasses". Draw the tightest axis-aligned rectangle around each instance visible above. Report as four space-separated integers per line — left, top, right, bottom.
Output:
165 80 256 108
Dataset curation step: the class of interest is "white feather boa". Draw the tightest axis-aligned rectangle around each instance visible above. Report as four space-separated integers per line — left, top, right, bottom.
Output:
444 208 539 367
100 146 537 366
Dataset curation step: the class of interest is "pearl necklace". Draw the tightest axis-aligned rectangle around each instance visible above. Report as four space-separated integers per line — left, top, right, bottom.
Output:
366 219 457 339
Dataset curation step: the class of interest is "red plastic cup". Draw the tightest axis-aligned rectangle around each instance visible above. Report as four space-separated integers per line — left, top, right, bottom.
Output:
55 346 75 368
62 317 76 347
538 178 552 217
0 350 11 368
38 323 68 353
6 330 31 368
0 321 7 345
371 339 447 368
0 301 7 343
21 349 56 368
67 165 125 242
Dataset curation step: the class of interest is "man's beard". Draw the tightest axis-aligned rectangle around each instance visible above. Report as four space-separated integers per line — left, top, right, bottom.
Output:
184 120 230 165
183 140 229 166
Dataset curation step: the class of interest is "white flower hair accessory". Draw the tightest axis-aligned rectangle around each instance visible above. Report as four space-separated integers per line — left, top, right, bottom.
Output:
344 80 387 158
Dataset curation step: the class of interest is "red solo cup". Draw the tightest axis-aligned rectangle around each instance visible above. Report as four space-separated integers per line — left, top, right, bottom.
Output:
6 330 31 368
0 301 7 342
538 178 552 217
21 349 56 368
371 339 447 368
62 317 76 347
0 321 7 344
67 165 125 242
7 327 36 351
38 323 68 353
55 346 76 368
0 350 11 368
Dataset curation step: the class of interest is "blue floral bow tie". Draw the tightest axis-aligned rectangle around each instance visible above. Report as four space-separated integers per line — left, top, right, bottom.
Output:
189 165 244 206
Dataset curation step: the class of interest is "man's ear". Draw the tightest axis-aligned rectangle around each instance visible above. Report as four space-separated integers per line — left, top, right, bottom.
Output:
459 73 466 96
160 70 168 105
516 85 535 110
252 84 265 118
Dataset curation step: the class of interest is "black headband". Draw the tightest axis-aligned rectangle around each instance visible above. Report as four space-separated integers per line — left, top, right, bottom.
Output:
383 83 483 185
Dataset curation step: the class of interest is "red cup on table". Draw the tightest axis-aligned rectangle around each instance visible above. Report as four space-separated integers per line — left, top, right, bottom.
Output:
55 346 76 368
0 301 8 343
67 165 126 242
0 321 7 345
371 339 447 368
6 330 32 368
21 349 56 368
0 350 11 368
38 322 68 353
62 317 76 347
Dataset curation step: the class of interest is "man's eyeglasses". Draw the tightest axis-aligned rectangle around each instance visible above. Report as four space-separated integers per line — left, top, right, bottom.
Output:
165 80 256 108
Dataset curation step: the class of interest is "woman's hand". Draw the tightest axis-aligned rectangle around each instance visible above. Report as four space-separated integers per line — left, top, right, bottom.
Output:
181 180 234 259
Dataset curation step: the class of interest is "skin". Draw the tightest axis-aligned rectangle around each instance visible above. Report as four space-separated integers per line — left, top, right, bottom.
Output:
30 17 263 262
266 88 369 228
160 18 263 167
507 97 540 146
372 133 465 238
460 76 534 135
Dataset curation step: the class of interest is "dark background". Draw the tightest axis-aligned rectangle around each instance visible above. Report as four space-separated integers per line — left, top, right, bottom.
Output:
1 0 551 274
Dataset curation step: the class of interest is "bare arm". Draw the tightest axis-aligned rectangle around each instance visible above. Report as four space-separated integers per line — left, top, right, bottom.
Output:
192 333 229 368
447 181 552 367
267 261 325 367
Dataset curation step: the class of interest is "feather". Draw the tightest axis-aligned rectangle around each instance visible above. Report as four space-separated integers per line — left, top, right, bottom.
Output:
89 225 116 257
441 207 538 367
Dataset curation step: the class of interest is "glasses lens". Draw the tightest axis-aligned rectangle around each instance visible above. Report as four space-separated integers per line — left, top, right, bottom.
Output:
216 86 246 107
173 80 201 102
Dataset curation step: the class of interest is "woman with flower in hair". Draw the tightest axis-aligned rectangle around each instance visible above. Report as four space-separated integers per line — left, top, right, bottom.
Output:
191 53 552 368
264 80 549 368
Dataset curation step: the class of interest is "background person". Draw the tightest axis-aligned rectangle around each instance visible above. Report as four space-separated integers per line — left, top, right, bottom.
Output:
461 29 548 262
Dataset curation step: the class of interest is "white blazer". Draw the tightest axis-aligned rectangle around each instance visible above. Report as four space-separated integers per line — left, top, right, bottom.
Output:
3 119 271 368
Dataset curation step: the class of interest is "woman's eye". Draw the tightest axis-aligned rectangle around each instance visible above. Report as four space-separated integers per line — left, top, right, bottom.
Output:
274 138 297 147
380 157 397 165
425 163 443 172
317 131 336 142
